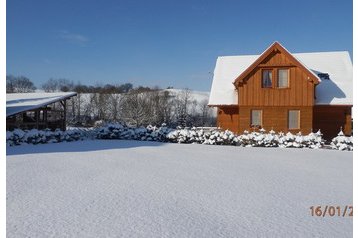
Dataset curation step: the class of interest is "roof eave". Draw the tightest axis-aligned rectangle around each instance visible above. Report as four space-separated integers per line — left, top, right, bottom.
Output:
6 92 77 117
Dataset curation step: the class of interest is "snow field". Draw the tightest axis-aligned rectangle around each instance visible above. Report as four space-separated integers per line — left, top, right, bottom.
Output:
7 140 352 237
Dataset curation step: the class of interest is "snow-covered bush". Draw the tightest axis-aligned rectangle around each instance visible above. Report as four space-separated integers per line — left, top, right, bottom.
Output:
96 123 173 142
237 128 280 147
237 129 325 149
6 124 352 151
93 120 106 128
6 129 26 146
22 129 48 144
6 128 85 146
302 130 325 149
330 130 353 151
166 128 238 145
62 130 83 142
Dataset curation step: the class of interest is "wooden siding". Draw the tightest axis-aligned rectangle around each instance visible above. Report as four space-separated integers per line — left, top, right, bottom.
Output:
238 51 315 107
313 105 352 140
217 106 239 133
238 106 313 135
215 105 352 140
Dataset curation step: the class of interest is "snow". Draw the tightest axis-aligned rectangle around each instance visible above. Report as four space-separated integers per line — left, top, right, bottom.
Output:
294 51 353 105
208 55 256 105
208 50 352 106
7 141 352 237
6 92 77 117
164 88 210 103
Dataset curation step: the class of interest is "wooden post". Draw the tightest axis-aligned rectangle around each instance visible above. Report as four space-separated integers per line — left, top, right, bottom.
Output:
344 108 352 136
35 109 39 129
60 100 67 131
44 108 48 129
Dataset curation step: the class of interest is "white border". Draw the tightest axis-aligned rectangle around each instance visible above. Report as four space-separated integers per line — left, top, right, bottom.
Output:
353 0 357 235
0 0 6 236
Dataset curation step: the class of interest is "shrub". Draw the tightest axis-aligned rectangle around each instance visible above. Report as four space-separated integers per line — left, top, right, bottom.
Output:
330 130 353 151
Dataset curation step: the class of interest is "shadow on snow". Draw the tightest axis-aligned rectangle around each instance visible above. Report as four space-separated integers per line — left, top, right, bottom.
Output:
6 139 165 156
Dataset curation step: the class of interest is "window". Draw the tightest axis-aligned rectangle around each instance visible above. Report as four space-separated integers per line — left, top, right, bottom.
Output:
251 110 262 127
288 110 300 129
262 70 272 88
278 69 289 88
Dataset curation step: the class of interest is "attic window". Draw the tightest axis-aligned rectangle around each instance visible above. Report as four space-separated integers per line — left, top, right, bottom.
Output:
317 73 330 80
278 69 289 88
262 69 272 88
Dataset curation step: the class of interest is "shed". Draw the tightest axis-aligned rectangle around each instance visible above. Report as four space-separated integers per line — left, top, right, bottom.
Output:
6 92 77 131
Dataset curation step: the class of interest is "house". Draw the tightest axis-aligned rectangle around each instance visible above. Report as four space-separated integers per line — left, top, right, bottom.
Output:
6 92 77 131
208 42 352 139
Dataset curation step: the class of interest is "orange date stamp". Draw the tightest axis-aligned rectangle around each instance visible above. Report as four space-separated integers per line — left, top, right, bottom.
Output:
310 205 353 217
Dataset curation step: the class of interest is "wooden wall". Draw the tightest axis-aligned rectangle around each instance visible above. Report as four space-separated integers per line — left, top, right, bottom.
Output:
217 106 239 133
238 106 313 134
313 105 352 140
238 51 315 107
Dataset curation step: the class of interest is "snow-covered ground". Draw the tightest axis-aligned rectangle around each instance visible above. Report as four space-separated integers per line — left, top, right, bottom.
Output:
7 141 352 237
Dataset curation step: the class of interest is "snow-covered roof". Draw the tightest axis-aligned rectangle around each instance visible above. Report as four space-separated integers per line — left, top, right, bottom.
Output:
208 51 352 106
6 92 77 117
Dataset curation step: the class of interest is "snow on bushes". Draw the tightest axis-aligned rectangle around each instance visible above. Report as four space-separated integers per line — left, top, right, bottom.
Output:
236 129 325 149
6 128 84 146
166 127 238 145
330 130 353 151
97 124 172 141
96 124 326 149
6 124 351 151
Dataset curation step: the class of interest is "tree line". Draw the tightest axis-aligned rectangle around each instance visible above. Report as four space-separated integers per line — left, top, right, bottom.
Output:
6 75 36 93
6 76 216 128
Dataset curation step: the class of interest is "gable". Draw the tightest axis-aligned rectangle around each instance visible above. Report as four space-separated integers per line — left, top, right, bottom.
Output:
234 42 320 87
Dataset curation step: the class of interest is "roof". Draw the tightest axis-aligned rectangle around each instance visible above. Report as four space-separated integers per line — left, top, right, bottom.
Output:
6 92 77 117
208 50 352 106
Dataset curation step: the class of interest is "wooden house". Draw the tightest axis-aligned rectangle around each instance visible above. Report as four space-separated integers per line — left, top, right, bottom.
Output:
208 42 352 139
6 92 77 131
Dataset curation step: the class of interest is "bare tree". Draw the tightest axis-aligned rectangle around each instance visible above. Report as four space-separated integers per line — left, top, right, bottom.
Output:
121 92 151 127
42 78 58 92
6 75 36 93
42 78 74 92
198 99 214 126
67 93 85 125
155 90 174 125
174 88 192 127
108 94 123 121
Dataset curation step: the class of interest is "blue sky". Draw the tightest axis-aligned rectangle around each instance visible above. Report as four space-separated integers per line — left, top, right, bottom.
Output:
7 0 352 91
